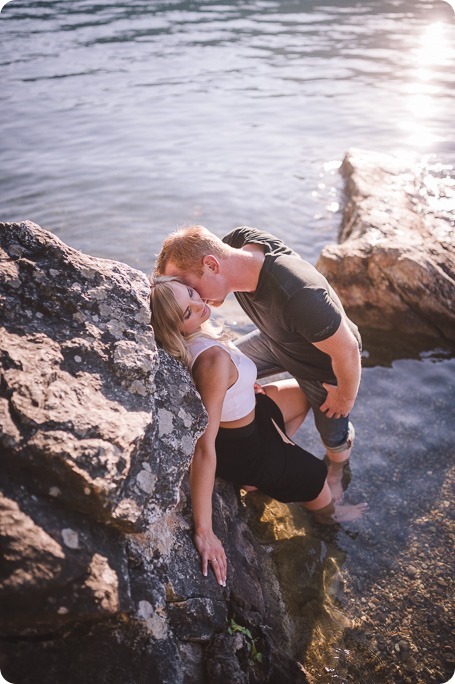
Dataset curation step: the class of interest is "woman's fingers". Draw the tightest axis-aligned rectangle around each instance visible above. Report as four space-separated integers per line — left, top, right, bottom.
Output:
208 551 227 586
204 545 227 586
194 532 227 586
208 556 226 586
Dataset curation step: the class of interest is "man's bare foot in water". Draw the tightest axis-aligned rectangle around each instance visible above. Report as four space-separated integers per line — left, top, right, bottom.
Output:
313 501 368 525
332 502 368 522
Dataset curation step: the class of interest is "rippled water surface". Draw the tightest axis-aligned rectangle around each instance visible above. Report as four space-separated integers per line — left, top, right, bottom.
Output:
1 1 454 682
1 0 454 268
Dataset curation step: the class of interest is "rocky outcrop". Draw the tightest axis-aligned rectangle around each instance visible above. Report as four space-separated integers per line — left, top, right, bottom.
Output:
0 221 309 684
317 149 455 342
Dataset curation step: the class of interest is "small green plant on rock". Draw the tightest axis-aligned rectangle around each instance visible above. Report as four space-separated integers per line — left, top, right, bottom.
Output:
228 618 263 663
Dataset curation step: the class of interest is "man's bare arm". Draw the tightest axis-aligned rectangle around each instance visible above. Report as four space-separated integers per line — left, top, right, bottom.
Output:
312 320 361 419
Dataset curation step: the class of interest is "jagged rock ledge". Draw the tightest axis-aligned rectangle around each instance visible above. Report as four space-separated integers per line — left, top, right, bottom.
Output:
317 149 455 343
0 221 310 684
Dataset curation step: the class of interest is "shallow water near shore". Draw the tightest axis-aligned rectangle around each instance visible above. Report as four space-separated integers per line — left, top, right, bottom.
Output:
1 0 454 681
297 353 454 683
234 316 454 684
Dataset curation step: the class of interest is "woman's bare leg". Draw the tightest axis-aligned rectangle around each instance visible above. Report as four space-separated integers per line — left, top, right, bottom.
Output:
262 379 311 437
302 482 368 524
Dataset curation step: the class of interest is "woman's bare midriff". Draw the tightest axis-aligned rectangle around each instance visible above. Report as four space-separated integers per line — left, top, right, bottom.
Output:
219 407 255 429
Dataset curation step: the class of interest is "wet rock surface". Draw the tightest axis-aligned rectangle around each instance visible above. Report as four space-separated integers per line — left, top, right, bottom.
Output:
317 149 455 343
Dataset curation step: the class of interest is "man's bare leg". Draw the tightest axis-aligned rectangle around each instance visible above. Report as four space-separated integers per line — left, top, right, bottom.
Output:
325 422 355 502
325 444 352 503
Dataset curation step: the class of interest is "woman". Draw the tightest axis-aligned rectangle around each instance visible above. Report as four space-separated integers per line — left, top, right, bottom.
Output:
149 275 367 587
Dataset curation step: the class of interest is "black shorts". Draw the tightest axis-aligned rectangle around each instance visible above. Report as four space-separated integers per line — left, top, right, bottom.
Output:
215 393 327 503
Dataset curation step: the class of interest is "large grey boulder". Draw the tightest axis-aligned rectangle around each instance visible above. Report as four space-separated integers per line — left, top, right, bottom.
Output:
317 149 455 342
0 221 308 684
0 220 199 531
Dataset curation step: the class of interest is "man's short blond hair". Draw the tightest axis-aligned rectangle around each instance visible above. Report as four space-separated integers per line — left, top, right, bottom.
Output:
155 225 230 276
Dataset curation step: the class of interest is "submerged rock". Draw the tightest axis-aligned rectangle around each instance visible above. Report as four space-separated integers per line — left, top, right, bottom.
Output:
0 221 308 684
317 149 455 342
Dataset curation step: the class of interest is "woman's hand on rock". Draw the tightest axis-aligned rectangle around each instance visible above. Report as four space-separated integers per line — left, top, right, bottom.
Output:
193 530 227 587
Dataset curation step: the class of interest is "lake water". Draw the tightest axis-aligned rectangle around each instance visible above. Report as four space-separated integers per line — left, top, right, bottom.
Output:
1 1 454 682
1 0 454 270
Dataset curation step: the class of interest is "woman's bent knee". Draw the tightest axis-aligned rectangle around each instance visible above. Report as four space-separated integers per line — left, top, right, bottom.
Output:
301 481 332 511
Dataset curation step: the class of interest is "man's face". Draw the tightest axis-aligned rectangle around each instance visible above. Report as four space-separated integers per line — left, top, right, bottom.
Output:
163 259 228 307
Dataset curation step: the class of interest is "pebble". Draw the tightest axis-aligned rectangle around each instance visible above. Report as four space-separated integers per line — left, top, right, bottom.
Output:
406 565 418 578
62 528 79 549
404 656 417 671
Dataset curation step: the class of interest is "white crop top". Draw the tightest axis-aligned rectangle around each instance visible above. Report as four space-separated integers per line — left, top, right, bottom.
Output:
186 336 257 422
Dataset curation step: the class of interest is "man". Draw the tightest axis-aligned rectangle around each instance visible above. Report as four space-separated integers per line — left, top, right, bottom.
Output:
156 224 361 501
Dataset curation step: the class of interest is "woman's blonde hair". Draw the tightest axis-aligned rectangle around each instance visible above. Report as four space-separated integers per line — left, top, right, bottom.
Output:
149 274 228 367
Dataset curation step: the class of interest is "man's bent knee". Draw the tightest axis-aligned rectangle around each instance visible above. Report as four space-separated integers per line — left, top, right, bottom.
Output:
322 422 355 454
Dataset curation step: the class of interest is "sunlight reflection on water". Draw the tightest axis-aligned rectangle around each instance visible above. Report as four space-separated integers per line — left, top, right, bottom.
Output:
400 20 454 148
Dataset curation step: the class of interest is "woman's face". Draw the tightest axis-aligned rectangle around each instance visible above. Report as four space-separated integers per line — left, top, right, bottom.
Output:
171 281 211 335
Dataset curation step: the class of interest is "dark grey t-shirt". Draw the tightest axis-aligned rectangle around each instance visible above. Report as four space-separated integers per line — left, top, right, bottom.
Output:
223 226 361 383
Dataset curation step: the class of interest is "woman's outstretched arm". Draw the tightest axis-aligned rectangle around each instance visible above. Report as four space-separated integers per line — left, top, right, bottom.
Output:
190 346 232 586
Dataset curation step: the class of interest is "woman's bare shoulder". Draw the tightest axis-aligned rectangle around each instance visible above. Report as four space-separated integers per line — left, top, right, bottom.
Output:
193 342 231 370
